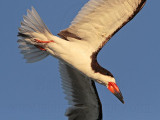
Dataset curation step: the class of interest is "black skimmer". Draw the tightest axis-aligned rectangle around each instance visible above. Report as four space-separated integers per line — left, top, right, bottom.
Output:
17 0 146 119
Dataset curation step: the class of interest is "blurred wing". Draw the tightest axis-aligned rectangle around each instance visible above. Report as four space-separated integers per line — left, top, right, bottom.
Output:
59 61 102 120
58 0 146 51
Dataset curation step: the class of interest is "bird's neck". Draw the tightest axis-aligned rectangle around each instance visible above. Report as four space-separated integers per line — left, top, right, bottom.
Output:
86 51 115 85
91 51 113 77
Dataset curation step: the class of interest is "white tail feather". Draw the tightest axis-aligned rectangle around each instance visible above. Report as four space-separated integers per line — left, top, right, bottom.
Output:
18 7 52 63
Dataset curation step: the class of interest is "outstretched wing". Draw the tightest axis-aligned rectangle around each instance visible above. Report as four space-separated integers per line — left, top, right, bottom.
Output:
59 61 102 120
58 0 146 52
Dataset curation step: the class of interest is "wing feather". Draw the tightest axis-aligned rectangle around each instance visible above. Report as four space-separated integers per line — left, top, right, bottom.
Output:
58 0 146 51
59 61 102 120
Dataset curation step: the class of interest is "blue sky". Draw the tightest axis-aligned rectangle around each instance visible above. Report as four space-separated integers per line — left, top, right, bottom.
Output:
0 0 159 120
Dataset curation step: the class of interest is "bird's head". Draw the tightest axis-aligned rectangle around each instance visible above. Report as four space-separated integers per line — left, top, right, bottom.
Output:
91 53 124 103
95 72 124 104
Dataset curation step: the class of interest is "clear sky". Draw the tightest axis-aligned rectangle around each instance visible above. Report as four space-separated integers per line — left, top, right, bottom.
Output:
0 0 159 120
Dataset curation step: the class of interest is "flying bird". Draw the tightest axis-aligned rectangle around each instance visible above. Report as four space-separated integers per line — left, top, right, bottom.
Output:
17 0 146 119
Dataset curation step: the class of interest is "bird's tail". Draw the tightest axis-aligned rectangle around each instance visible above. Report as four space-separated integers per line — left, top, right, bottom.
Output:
17 7 53 63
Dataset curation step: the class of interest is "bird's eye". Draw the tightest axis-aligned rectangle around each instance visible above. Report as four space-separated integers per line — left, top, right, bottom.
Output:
106 71 113 77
